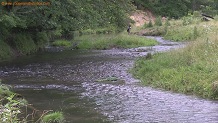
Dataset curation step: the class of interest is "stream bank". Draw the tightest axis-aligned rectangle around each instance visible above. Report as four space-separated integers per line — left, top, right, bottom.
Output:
1 37 218 123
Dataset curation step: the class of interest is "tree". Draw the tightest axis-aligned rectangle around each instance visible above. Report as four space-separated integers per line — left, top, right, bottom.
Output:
0 0 134 55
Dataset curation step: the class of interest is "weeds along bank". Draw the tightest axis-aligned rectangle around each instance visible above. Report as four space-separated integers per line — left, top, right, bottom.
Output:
132 19 218 99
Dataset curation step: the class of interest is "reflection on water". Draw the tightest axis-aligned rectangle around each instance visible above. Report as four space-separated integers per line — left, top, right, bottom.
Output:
1 37 218 123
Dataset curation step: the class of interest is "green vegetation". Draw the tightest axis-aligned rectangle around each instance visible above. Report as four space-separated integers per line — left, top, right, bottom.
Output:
155 16 162 26
133 0 218 18
76 33 158 50
0 82 27 123
42 112 64 123
0 0 134 61
132 15 218 99
52 40 72 47
0 40 12 61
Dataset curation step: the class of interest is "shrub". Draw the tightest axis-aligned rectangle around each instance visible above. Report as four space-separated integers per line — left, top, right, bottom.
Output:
147 20 153 28
164 18 170 26
42 112 64 123
13 33 37 55
155 16 162 26
35 32 49 48
0 83 28 123
80 29 96 35
132 25 218 99
0 40 12 61
182 16 192 26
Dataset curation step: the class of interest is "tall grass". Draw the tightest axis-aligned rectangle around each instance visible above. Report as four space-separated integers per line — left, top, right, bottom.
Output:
75 33 158 49
132 20 218 99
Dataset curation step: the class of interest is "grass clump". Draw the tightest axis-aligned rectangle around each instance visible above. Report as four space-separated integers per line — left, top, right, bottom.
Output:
76 33 158 50
52 40 72 47
42 111 64 123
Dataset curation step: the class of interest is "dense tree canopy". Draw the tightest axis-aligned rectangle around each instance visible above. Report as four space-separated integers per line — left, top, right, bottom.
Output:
133 0 218 18
1 0 218 58
0 0 134 55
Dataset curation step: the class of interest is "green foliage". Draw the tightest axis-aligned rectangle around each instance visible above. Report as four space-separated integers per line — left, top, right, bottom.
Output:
76 33 158 49
35 32 49 48
133 0 218 19
132 20 218 99
0 0 135 61
52 40 72 47
193 11 201 18
13 33 37 55
42 112 64 123
133 0 190 18
147 20 153 28
0 40 12 61
164 25 199 41
163 18 170 35
0 83 28 123
155 16 162 26
164 18 170 26
182 17 192 26
193 26 199 40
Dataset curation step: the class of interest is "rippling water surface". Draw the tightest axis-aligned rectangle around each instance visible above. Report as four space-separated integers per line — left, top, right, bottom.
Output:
1 37 218 123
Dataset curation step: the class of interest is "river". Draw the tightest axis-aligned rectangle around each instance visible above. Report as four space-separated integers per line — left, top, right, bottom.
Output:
1 37 218 123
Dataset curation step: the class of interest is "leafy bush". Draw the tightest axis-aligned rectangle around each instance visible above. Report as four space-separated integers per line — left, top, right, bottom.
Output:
35 32 49 48
0 40 12 61
13 33 37 55
182 16 193 26
147 20 153 28
0 82 28 123
193 11 201 18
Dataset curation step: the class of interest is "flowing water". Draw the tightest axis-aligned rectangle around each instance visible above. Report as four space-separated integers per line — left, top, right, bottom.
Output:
1 37 218 123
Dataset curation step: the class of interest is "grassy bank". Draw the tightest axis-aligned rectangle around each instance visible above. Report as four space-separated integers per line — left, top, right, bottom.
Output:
132 20 218 99
75 33 158 49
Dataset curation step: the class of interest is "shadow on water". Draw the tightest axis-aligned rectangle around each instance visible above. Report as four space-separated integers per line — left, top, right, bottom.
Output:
1 37 218 123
